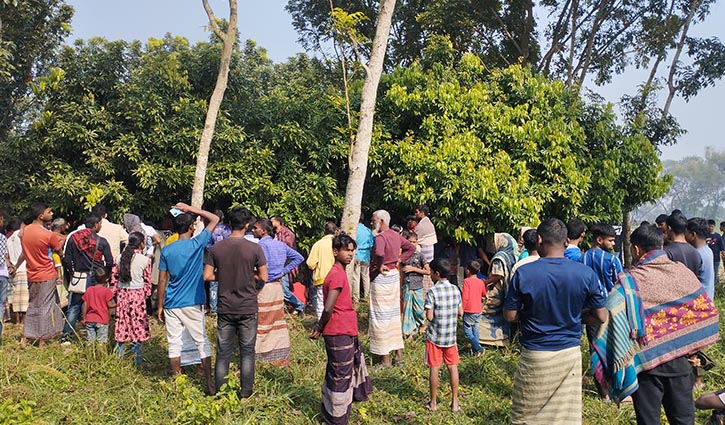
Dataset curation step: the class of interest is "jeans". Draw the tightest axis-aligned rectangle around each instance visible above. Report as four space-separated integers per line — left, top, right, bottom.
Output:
85 322 109 342
209 281 218 314
0 276 8 337
117 342 143 365
281 274 304 312
63 275 92 337
632 369 695 425
215 313 257 397
462 312 483 353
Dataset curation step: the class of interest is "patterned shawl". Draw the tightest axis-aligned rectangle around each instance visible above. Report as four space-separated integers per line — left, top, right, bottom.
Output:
591 250 719 402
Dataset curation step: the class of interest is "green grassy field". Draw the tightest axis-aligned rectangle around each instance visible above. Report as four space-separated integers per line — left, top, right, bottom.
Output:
1 289 724 424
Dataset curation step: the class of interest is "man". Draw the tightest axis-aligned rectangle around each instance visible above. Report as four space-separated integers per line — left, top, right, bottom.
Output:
686 217 715 300
307 221 337 319
591 224 719 424
581 224 624 298
369 210 416 368
21 202 64 347
564 218 586 261
348 212 374 303
204 208 267 398
157 202 219 395
504 218 606 424
706 219 724 282
267 216 305 315
0 212 8 339
62 213 114 341
655 214 670 245
414 205 437 263
664 213 702 280
510 228 539 275
251 218 303 364
92 204 128 261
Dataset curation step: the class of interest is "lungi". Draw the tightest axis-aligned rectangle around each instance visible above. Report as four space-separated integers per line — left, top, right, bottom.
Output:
23 279 63 340
368 270 404 355
321 335 373 424
255 281 290 365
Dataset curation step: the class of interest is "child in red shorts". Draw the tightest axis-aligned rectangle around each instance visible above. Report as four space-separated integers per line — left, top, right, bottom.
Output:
424 258 463 413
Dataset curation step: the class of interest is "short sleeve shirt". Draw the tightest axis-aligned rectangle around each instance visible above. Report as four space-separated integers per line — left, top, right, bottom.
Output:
159 229 211 309
706 233 724 263
322 263 358 336
504 257 604 351
402 251 427 290
21 223 62 282
206 236 267 315
424 279 462 347
82 285 114 324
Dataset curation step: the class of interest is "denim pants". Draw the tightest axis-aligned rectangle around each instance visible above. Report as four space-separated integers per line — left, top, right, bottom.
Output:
281 274 304 312
85 322 109 342
0 276 9 337
215 313 257 397
64 275 93 337
117 342 143 365
209 281 218 314
462 312 483 353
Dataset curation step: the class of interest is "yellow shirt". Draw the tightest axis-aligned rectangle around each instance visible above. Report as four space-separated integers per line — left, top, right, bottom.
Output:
306 234 335 286
165 233 179 245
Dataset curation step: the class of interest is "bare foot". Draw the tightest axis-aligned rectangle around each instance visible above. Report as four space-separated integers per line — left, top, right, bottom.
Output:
425 401 437 412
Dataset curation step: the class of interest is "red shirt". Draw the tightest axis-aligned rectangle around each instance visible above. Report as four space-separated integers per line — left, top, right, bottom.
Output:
462 276 487 314
21 223 62 282
322 263 358 336
82 285 114 324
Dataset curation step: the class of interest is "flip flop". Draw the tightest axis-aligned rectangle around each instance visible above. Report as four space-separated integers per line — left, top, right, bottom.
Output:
424 401 437 412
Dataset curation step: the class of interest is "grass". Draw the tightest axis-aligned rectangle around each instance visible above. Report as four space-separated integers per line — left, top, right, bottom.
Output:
1 289 724 424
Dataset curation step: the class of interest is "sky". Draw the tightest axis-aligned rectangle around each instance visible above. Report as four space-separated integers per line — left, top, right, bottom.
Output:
65 0 724 161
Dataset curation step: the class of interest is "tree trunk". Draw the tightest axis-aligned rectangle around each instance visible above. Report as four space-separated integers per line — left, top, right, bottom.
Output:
622 210 632 268
191 0 238 208
339 0 397 237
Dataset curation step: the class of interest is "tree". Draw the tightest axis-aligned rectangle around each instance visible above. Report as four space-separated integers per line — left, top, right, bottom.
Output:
659 148 725 219
191 0 237 208
339 0 396 237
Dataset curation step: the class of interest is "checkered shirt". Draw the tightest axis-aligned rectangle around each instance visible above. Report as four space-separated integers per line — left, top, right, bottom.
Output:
424 279 462 347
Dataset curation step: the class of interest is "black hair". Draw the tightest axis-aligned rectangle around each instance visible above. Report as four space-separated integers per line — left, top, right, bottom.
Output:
229 208 253 231
566 219 586 240
94 268 109 284
402 230 418 240
333 234 356 250
671 209 683 216
255 218 274 236
324 221 337 235
591 223 616 240
538 218 568 246
666 213 687 235
173 212 195 234
721 221 725 228
655 214 669 225
686 217 708 240
707 219 716 226
214 209 224 221
416 205 430 216
430 258 450 277
359 211 369 224
522 229 539 252
640 221 651 226
30 202 48 220
630 223 663 252
271 216 284 226
391 224 403 234
406 214 419 224
467 260 481 275
91 204 107 217
84 213 103 229
119 232 145 283
5 218 22 233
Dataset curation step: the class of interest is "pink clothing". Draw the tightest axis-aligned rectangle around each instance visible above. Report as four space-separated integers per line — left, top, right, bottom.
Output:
371 229 416 281
110 255 153 342
462 276 487 313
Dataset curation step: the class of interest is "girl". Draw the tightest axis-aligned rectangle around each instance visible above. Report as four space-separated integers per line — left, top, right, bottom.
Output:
111 232 152 364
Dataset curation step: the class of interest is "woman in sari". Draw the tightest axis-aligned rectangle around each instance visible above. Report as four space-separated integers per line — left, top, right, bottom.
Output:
479 233 518 347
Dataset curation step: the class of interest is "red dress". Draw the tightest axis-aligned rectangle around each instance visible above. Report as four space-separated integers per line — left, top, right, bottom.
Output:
110 252 152 343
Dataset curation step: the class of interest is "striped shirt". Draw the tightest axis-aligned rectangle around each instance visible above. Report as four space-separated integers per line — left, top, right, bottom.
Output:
582 248 624 297
424 279 461 347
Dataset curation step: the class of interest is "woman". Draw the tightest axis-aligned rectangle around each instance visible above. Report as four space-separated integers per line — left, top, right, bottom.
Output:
479 233 519 347
111 232 152 364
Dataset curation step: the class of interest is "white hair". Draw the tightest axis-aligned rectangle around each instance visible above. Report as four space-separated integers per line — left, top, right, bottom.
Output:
373 210 391 226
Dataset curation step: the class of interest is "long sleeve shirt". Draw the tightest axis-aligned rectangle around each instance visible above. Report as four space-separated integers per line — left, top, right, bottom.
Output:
371 229 416 281
355 223 374 263
307 234 335 286
258 235 304 282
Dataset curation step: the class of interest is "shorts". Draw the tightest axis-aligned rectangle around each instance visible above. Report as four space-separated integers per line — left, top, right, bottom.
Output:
164 305 211 359
425 340 460 367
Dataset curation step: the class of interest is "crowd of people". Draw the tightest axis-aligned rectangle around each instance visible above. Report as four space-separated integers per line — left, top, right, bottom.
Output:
0 201 724 424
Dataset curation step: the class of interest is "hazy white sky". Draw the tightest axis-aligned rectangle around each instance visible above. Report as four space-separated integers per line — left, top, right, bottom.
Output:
65 0 724 161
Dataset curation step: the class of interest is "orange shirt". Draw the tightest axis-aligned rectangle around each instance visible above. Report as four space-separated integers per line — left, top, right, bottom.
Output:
461 276 487 314
21 223 62 282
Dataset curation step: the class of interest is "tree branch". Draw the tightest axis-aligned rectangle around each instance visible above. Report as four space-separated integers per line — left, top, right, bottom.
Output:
663 0 700 117
202 0 226 41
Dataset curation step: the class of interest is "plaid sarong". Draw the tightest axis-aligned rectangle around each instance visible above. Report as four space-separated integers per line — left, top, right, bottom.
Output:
321 335 373 424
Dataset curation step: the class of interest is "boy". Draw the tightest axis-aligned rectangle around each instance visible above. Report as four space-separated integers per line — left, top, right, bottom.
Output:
461 260 486 355
81 268 116 343
401 231 430 339
424 258 463 413
310 234 372 425
564 219 586 261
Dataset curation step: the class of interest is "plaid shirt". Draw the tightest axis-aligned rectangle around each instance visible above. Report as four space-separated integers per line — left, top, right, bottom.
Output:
425 279 461 347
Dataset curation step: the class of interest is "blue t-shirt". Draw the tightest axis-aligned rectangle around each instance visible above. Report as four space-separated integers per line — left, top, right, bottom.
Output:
564 245 583 262
355 223 374 262
504 257 605 351
697 246 715 300
159 229 211 309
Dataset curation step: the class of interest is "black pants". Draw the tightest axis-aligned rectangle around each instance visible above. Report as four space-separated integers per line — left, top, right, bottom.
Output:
632 370 695 425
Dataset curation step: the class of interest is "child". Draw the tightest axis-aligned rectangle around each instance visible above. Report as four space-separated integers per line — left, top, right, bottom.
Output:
461 260 486 355
424 258 463 413
310 234 372 424
401 231 430 339
81 268 115 343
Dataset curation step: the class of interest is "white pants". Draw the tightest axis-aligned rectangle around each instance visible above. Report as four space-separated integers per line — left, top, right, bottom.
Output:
164 305 211 359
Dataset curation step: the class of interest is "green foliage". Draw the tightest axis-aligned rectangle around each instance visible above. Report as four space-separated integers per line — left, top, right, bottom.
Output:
0 400 36 424
658 147 725 219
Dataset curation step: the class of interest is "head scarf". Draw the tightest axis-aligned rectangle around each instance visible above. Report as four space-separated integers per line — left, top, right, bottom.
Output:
494 233 519 257
123 213 144 234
